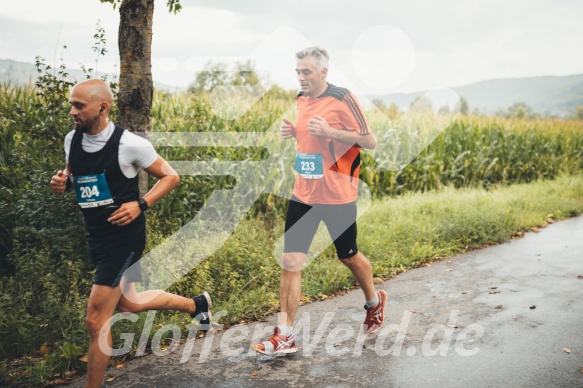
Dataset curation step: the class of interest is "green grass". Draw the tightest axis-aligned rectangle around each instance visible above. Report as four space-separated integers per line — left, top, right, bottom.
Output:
360 174 583 275
4 174 583 385
173 173 583 325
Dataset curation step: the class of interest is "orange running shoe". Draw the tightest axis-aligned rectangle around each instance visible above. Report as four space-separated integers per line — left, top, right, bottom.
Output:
251 327 298 355
363 290 388 333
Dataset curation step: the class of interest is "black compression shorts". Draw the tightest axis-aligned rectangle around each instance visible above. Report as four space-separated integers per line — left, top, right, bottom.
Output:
90 250 143 287
283 196 358 259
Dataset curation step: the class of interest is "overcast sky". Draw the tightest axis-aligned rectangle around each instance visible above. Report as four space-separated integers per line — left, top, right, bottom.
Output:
0 0 581 95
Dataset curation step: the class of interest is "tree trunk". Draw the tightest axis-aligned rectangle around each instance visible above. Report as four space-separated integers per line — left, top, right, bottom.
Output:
118 0 154 196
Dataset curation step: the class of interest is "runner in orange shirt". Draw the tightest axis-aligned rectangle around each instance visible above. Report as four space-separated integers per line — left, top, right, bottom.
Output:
252 47 387 355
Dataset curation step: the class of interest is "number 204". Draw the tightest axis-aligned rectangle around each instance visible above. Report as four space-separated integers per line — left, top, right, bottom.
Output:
80 185 100 198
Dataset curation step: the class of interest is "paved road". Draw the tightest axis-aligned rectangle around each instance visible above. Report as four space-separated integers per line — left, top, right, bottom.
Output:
69 216 583 387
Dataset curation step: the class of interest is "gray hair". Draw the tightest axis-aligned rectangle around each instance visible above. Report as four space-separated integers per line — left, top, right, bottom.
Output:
296 46 329 70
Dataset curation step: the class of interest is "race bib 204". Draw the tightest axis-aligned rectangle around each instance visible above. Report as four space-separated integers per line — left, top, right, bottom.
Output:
74 173 114 208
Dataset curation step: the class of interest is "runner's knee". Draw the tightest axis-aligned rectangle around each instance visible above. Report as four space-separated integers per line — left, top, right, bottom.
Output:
85 306 107 337
339 251 366 267
281 252 306 272
339 252 357 263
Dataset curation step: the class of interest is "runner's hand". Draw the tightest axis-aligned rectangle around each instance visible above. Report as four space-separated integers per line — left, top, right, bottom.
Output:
108 201 141 226
50 170 67 194
308 115 330 138
281 118 295 139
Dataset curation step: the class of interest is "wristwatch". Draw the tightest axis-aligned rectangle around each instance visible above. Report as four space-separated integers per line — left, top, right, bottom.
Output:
138 197 149 212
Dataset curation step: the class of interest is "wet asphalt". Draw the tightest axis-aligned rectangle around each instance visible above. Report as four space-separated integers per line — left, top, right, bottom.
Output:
68 216 583 388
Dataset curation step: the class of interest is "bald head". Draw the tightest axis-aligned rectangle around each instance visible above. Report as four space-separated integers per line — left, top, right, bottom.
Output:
69 79 114 134
71 79 114 106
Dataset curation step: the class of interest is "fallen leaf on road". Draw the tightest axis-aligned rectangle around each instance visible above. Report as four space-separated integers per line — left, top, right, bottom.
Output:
531 227 540 233
489 286 498 289
79 354 89 363
512 316 519 320
495 305 503 309
577 275 583 279
563 348 571 354
447 324 459 329
444 269 452 272
461 291 467 294
251 371 258 377
512 231 525 238
489 291 500 294
530 305 536 309
105 375 116 382
116 363 126 369
580 367 583 373
373 277 383 285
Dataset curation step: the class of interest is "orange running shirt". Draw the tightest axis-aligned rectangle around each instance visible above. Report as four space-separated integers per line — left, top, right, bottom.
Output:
292 83 371 204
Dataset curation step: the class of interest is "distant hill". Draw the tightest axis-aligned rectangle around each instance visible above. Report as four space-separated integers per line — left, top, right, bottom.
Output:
0 59 39 85
374 74 583 118
3 58 581 117
0 58 181 92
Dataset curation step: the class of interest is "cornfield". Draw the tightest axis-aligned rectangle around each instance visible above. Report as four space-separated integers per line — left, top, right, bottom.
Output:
146 90 583 209
2 84 582 215
1 83 583 378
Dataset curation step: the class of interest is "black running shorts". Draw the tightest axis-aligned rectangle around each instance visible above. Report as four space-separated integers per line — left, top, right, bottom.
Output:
90 250 143 287
283 196 358 259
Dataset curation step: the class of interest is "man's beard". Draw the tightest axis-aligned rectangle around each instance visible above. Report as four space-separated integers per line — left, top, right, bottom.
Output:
74 115 100 133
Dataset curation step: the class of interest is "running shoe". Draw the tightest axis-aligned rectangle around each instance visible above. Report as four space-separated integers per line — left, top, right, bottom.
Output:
251 327 297 355
363 290 388 333
191 291 212 333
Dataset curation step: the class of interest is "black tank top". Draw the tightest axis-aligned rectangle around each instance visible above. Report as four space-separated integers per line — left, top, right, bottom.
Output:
69 125 146 253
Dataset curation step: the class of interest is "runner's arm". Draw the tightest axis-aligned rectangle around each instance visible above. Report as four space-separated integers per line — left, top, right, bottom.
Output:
307 115 377 149
141 156 180 207
108 157 179 226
